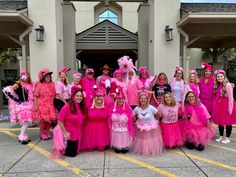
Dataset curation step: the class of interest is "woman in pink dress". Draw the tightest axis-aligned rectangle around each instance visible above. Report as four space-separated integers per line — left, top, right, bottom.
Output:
54 67 71 112
170 67 186 104
81 68 96 107
109 87 134 153
212 70 236 144
110 69 127 100
126 69 143 109
131 91 164 156
158 92 183 148
57 86 86 157
33 69 56 140
2 70 34 144
182 91 214 151
186 70 200 98
199 63 214 114
82 86 110 151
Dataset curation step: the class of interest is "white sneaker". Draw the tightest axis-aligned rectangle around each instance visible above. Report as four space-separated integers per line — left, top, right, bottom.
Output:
221 138 230 144
215 136 223 143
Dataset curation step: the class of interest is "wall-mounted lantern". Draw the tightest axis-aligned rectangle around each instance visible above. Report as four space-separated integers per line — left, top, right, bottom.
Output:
35 25 44 42
165 25 173 41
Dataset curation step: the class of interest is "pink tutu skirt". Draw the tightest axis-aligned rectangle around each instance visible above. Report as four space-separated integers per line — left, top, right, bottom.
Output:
160 122 183 148
82 121 110 151
110 130 132 149
182 121 214 146
53 125 66 157
212 97 236 126
16 102 33 125
130 126 164 156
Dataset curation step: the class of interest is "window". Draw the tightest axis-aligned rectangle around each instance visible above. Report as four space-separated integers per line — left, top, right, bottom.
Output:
99 10 118 24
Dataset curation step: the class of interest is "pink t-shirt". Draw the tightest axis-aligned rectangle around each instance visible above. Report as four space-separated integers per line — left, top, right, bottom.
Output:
58 104 84 141
158 104 180 123
55 81 70 100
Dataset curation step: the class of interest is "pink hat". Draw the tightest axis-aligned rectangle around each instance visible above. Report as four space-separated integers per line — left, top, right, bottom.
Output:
38 68 53 80
115 87 125 99
139 66 149 75
214 69 225 75
175 66 183 72
85 68 94 75
201 63 212 71
72 72 82 79
59 67 71 73
20 69 28 76
113 69 123 78
71 85 82 97
189 69 197 75
92 85 105 98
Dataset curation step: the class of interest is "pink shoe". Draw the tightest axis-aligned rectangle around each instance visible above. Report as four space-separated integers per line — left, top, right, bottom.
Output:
40 133 47 140
45 132 52 140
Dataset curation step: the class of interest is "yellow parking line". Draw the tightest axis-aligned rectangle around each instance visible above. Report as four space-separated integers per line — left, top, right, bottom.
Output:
2 131 91 177
174 150 236 172
0 127 39 132
107 150 178 177
209 144 236 153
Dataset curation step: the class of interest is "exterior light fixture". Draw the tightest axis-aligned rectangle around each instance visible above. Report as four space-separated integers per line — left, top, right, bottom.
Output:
165 25 173 41
35 25 44 42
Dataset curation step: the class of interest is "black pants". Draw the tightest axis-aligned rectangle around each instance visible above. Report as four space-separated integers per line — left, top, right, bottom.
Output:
65 140 78 157
218 125 232 138
53 98 65 112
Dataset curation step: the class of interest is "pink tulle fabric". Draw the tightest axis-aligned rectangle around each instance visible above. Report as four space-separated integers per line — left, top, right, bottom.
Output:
188 83 200 98
53 125 66 157
130 126 164 156
108 103 134 149
212 97 236 126
2 83 34 125
81 107 110 151
182 103 214 146
32 82 56 122
160 122 183 148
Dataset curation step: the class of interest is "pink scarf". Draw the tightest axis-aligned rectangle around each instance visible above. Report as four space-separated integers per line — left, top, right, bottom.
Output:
185 102 208 125
216 83 223 100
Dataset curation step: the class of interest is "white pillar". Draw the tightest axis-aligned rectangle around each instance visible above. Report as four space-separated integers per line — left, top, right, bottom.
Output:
148 0 180 79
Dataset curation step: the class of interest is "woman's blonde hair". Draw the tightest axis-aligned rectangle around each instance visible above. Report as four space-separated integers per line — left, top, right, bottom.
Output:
214 73 229 96
162 92 176 106
188 73 199 84
138 94 149 107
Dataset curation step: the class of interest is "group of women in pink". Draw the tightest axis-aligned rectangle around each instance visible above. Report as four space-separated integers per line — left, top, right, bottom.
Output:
2 55 236 157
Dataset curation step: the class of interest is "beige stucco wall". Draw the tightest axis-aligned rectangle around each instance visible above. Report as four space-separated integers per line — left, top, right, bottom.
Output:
63 3 76 81
149 0 180 79
138 3 149 67
28 0 64 81
73 2 139 33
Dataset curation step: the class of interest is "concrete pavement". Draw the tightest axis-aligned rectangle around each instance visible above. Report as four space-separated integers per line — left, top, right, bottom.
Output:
0 122 236 177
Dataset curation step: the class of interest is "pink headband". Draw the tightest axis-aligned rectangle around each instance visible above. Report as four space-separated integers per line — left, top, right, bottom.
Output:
73 72 82 79
59 67 71 73
175 67 183 72
201 63 212 71
85 68 94 74
189 70 197 75
214 69 225 75
138 89 153 98
71 85 82 97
